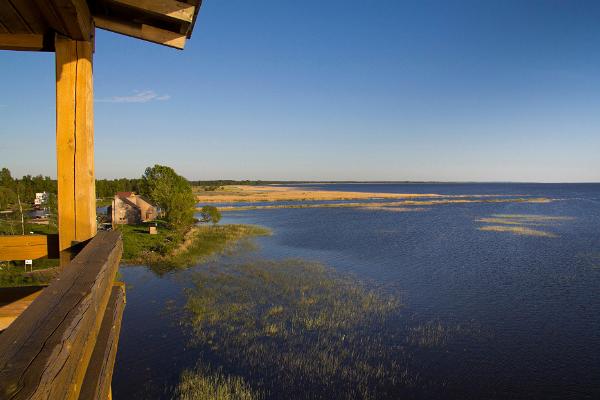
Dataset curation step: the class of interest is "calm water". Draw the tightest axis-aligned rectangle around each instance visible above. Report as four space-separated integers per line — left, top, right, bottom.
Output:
113 183 600 399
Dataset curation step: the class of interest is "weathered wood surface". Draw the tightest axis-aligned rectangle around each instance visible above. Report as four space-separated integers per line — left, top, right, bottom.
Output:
0 235 59 261
55 33 97 253
0 231 123 400
94 15 187 49
0 34 44 51
108 0 195 23
0 0 202 50
48 0 93 41
79 283 125 400
0 287 45 332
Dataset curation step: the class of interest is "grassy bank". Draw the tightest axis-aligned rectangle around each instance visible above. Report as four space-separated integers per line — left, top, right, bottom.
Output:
119 222 271 271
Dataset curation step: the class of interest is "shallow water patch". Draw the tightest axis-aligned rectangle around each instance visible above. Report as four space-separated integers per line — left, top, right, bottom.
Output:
179 259 465 399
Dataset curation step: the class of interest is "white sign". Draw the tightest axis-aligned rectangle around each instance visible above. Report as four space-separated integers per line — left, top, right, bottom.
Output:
25 259 33 266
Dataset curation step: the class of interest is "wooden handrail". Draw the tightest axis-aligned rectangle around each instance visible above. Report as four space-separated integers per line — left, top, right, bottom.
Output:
0 231 124 400
0 235 59 261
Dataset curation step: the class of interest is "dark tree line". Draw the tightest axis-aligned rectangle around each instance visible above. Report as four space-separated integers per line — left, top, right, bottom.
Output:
95 178 142 198
0 168 56 208
0 167 147 209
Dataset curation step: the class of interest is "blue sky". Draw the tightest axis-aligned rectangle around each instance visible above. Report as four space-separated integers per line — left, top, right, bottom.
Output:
1 0 599 182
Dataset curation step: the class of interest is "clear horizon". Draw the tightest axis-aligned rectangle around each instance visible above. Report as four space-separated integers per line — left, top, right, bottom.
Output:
1 0 600 183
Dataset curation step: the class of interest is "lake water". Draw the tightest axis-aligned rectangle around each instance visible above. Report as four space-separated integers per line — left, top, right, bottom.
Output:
112 183 600 399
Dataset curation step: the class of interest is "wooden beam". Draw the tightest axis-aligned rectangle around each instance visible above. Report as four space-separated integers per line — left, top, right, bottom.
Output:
108 0 195 23
48 0 93 40
0 235 59 260
94 15 186 49
0 33 44 51
0 232 123 400
55 33 97 252
0 2 31 34
0 287 45 332
80 283 126 400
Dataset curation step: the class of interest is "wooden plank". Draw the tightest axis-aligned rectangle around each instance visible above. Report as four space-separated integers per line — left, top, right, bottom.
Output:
0 21 9 34
55 33 97 252
0 287 45 332
0 33 44 51
94 15 186 49
79 283 126 400
107 0 195 23
48 0 93 40
8 0 47 34
0 1 31 34
0 231 123 400
0 235 59 260
74 39 97 243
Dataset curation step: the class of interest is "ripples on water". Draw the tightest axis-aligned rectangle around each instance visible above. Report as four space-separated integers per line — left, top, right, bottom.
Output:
113 183 600 399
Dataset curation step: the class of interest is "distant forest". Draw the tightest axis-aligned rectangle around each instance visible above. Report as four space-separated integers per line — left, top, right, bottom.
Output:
0 167 287 208
0 167 144 206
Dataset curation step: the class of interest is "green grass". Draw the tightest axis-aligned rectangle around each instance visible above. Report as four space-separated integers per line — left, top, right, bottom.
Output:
118 220 181 261
119 222 271 273
0 220 57 235
0 263 58 287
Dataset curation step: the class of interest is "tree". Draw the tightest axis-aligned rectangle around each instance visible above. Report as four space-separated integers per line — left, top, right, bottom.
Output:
139 165 196 228
0 168 13 189
200 205 221 224
0 187 17 210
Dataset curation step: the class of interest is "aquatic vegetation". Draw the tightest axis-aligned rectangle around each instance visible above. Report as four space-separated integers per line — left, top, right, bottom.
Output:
476 218 545 226
178 258 491 399
217 197 554 212
575 252 600 270
361 206 428 212
476 214 574 237
489 214 574 222
174 367 259 400
407 320 488 348
181 259 425 399
122 224 271 273
478 225 557 237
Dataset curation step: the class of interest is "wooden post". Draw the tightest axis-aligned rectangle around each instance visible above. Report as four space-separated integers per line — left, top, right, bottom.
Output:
55 33 96 253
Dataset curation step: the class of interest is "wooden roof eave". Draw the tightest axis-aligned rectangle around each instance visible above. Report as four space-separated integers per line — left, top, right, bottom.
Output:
0 0 202 51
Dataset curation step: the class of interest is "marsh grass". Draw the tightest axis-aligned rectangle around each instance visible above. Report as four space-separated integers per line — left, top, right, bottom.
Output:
476 214 573 238
575 252 600 270
177 258 484 399
121 224 270 273
478 225 557 237
216 197 553 212
361 206 428 212
174 367 259 400
407 320 487 348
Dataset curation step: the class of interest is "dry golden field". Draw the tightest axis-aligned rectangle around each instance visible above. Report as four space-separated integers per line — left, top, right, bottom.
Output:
195 185 442 203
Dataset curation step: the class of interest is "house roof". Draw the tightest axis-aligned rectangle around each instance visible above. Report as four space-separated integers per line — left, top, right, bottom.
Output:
119 196 140 210
116 191 134 198
0 0 203 50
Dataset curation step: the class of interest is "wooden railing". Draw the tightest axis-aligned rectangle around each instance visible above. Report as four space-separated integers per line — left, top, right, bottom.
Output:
0 231 125 400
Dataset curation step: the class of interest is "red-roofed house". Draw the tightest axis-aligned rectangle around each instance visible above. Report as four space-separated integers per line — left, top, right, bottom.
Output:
110 192 157 225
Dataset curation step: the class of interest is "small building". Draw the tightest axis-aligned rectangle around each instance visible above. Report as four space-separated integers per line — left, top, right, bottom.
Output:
110 192 157 225
34 192 48 208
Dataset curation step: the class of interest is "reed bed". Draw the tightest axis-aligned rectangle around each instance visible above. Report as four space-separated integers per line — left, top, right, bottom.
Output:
213 197 552 212
176 259 484 399
476 214 573 237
